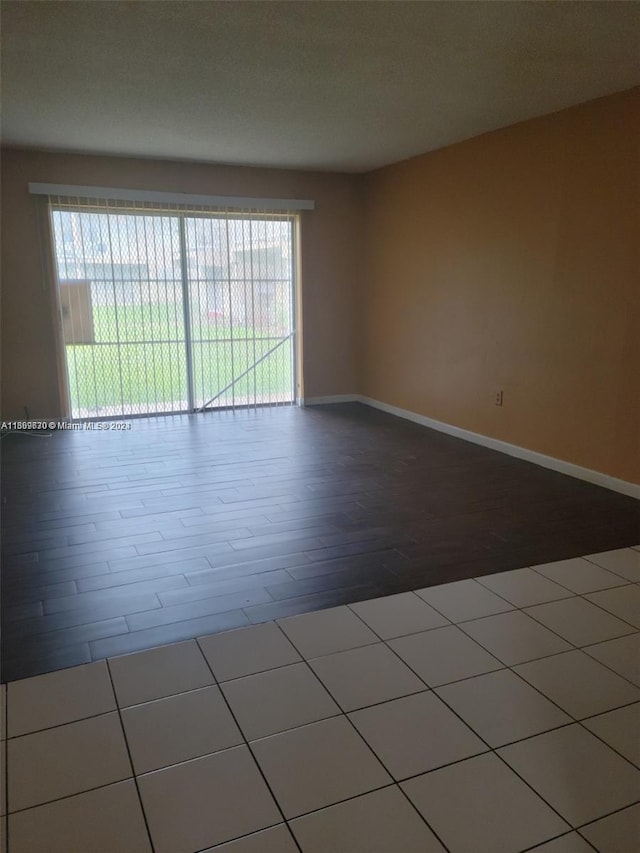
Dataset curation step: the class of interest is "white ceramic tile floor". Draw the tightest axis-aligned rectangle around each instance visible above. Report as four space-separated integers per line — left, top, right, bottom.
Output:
8 781 152 853
415 577 515 622
250 715 391 819
435 668 572 747
523 595 636 647
582 703 640 768
348 691 487 779
289 786 447 852
584 547 640 582
221 662 340 739
498 724 640 827
459 609 573 665
138 746 281 853
531 831 595 852
531 556 630 594
401 752 570 853
0 743 5 821
198 621 301 681
6 660 116 736
308 643 426 711
2 547 639 852
0 684 6 740
108 640 214 707
585 584 640 629
121 685 243 774
582 632 640 686
348 591 449 638
476 566 574 607
514 649 640 719
276 605 379 658
579 803 640 852
388 623 504 685
203 823 298 853
7 713 131 812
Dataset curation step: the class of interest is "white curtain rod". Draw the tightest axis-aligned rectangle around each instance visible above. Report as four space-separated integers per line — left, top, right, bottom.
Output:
28 183 315 211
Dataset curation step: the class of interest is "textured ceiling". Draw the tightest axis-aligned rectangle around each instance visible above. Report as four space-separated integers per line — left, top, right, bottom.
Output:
2 1 639 172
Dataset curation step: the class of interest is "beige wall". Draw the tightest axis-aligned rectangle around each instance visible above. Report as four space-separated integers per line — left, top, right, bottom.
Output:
362 89 640 484
2 90 638 484
1 149 363 418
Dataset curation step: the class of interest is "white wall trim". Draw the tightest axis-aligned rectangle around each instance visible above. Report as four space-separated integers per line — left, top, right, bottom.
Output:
28 183 315 211
303 394 639 499
358 396 640 499
302 394 360 406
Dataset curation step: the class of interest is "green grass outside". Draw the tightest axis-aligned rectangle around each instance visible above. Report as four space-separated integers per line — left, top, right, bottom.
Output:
66 303 294 413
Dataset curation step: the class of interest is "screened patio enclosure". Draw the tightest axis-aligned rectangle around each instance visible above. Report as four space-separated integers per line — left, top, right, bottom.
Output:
47 196 299 419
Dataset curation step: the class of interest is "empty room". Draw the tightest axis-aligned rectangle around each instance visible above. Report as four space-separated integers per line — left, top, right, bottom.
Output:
1 2 639 852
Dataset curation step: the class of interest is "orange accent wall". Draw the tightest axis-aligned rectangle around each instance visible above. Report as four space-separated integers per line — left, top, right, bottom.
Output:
362 88 640 484
0 150 363 418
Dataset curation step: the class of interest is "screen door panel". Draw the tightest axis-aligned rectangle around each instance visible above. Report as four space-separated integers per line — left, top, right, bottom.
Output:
51 203 296 419
185 214 295 410
51 208 188 418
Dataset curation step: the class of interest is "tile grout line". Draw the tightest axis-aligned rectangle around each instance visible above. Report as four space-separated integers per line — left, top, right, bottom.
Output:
265 620 454 852
284 781 452 848
344 596 640 837
2 692 7 853
328 604 500 852
104 660 156 853
5 610 638 762
437 636 640 814
521 589 640 638
573 801 640 849
519 828 600 853
3 576 639 690
457 597 640 727
582 553 639 576
343 601 584 840
449 590 640 692
373 595 640 772
566 588 640 633
3 564 638 846
5 777 150 819
527 560 634 594
2 687 8 853
193 636 303 853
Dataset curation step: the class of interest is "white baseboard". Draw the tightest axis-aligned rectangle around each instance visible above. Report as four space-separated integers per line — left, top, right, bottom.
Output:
302 394 360 406
302 393 639 499
358 396 640 499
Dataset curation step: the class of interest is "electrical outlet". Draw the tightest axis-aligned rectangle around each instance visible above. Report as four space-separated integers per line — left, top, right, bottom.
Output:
495 390 504 406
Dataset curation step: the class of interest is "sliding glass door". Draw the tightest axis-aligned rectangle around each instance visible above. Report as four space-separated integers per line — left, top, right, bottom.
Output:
50 203 297 419
184 214 296 411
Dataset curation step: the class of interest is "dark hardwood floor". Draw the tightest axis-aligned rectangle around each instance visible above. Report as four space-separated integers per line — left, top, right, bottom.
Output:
2 403 638 682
